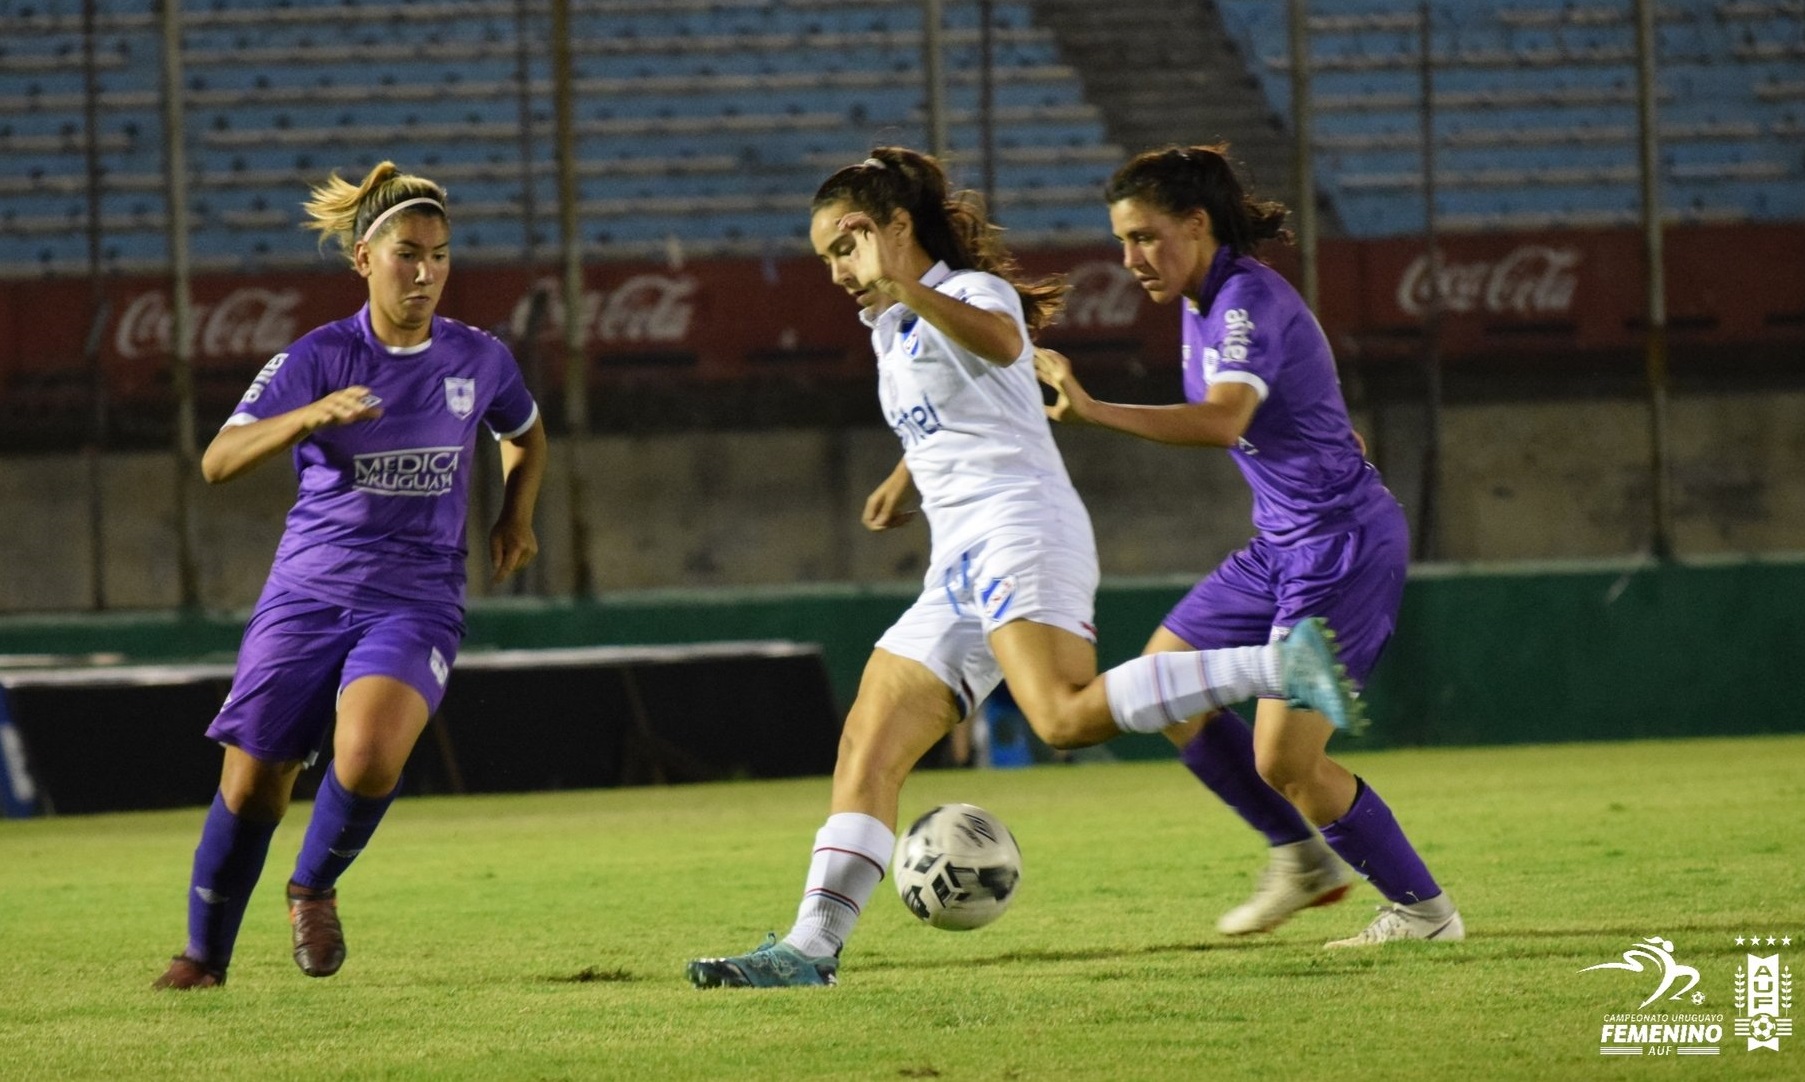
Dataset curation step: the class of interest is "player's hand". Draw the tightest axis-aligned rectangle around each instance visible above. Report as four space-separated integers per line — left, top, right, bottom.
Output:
300 386 383 432
837 210 911 299
1353 429 1369 458
489 517 539 585
1033 348 1093 425
861 468 919 532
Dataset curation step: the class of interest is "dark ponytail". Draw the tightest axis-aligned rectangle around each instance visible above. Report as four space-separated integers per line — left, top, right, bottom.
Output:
812 146 1068 331
1104 144 1290 254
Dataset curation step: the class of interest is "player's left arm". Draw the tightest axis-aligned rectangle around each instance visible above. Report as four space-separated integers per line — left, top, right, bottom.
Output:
885 279 1024 367
1036 347 1260 448
837 210 1025 365
490 414 547 584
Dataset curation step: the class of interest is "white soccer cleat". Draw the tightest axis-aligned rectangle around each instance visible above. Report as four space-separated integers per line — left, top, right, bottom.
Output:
1216 838 1355 936
1322 897 1465 948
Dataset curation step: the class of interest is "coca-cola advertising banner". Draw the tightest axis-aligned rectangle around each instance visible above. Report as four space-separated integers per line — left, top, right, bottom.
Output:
1315 223 1805 358
1 223 1799 399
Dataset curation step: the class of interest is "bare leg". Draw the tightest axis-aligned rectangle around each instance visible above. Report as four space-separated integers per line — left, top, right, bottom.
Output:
985 620 1111 748
690 649 960 984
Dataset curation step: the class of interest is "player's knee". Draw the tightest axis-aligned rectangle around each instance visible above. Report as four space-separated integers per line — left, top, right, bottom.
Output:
1016 700 1089 751
1255 753 1313 804
833 722 915 791
331 743 405 797
219 752 300 818
223 780 289 820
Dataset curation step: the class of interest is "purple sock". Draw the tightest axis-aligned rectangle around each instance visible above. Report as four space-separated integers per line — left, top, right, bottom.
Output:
291 765 398 891
1319 777 1442 905
185 792 279 969
1179 709 1314 847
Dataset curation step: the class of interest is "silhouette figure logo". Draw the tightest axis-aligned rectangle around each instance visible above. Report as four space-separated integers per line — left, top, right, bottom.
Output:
1582 936 1702 1009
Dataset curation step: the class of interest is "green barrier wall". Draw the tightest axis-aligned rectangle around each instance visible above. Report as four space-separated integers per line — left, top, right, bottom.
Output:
3 558 1800 755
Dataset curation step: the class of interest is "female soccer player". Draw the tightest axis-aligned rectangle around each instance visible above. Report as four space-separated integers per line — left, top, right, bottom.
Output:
1033 145 1463 947
152 162 547 989
687 146 1361 988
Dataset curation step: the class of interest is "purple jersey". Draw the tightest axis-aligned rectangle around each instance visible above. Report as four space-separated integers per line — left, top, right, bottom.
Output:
1180 247 1393 545
224 304 538 611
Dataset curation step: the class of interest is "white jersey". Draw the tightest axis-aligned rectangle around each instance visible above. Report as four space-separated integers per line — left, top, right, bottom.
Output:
862 261 1094 563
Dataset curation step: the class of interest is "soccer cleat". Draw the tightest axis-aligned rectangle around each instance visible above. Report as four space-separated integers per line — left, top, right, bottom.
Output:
1323 899 1465 948
151 954 226 990
1277 618 1367 734
1216 839 1355 936
287 880 347 978
686 934 838 988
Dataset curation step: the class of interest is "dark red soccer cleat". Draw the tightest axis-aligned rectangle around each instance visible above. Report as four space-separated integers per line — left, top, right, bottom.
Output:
152 954 226 990
286 880 347 978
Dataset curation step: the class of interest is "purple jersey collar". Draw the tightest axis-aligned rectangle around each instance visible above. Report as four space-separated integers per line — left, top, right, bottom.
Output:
355 302 439 354
1187 245 1240 314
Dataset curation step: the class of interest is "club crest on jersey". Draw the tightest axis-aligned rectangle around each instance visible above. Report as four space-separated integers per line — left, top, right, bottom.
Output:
980 576 1017 622
899 315 926 358
443 377 476 419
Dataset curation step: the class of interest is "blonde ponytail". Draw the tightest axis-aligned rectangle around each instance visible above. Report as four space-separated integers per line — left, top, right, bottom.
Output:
301 161 448 264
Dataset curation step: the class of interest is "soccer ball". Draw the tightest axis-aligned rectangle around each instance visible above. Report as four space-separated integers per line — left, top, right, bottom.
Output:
892 803 1023 931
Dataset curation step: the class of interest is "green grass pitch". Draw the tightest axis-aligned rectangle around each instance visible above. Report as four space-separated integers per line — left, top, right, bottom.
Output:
2 734 1801 1080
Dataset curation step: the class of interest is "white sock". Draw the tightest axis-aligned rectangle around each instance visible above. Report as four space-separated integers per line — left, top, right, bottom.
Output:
783 812 894 959
1104 646 1282 734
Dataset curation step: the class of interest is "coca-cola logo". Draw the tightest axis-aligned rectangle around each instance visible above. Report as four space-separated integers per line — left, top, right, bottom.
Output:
114 287 303 360
511 273 697 345
1397 245 1580 317
1061 260 1144 329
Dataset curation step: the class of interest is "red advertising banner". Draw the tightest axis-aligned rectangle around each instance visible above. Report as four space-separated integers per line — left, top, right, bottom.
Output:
1314 223 1805 362
1 223 1800 409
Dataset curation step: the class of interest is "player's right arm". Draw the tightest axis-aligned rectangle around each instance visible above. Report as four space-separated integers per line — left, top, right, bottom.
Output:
201 386 381 484
1034 347 1259 449
861 457 919 531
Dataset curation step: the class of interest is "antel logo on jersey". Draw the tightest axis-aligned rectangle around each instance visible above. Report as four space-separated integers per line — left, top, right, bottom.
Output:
890 392 944 446
1220 308 1255 363
511 273 697 345
353 447 461 497
115 288 303 360
1396 245 1581 317
1063 261 1145 329
239 353 288 403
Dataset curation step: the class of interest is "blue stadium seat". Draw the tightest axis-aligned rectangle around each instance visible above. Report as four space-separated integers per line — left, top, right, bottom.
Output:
1217 0 1802 235
0 0 1113 274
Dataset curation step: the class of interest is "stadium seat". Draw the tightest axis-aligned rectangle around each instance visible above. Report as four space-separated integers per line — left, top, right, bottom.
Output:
0 0 1114 275
1214 0 1803 235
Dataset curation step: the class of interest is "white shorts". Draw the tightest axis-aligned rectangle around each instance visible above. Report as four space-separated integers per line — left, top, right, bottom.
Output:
875 530 1099 717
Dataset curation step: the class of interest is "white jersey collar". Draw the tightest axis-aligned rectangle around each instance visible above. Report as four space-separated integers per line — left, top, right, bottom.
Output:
860 260 954 328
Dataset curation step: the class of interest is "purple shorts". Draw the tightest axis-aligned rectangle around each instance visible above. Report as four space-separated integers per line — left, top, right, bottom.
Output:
206 585 464 763
1162 500 1408 686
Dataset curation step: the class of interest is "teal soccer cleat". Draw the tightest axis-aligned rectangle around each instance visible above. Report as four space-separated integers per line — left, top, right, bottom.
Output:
687 934 838 988
1278 617 1367 735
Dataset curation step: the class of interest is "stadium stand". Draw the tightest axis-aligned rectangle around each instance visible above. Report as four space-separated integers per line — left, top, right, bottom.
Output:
1214 0 1805 235
0 0 1119 276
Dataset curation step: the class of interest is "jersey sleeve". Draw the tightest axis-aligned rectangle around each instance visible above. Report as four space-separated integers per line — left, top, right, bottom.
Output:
221 340 323 429
1206 277 1283 403
943 271 1033 365
482 342 539 441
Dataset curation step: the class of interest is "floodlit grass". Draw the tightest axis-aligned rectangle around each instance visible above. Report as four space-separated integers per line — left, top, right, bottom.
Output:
2 735 1802 1080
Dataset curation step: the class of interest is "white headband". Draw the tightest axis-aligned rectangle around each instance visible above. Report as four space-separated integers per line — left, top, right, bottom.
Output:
360 196 446 245
861 157 887 170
